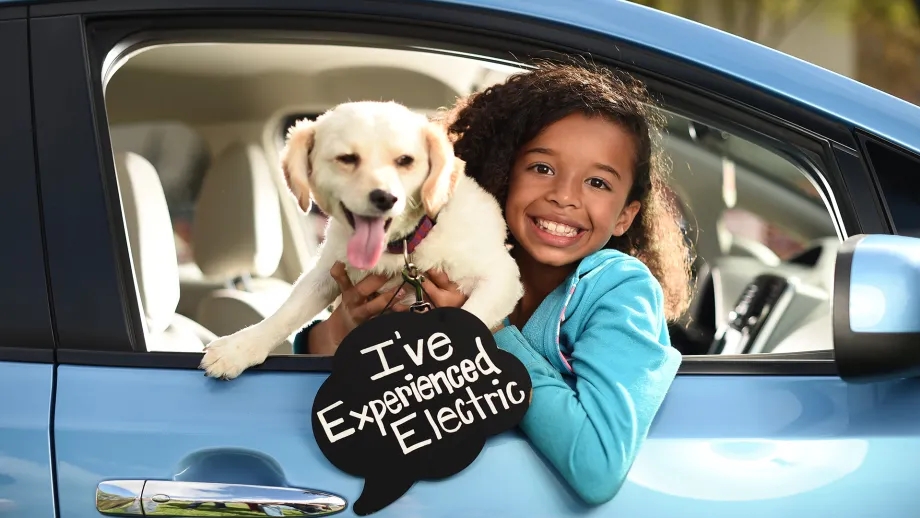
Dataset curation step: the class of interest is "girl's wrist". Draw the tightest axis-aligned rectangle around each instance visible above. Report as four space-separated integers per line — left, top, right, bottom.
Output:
308 318 341 356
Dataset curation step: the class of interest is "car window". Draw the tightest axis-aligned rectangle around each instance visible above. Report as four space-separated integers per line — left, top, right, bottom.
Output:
109 121 211 266
861 136 920 237
97 40 842 359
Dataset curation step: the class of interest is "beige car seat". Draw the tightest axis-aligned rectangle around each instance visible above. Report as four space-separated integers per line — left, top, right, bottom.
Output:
114 151 217 352
192 141 296 354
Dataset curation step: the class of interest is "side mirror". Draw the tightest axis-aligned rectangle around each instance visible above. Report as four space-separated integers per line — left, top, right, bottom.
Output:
833 234 920 382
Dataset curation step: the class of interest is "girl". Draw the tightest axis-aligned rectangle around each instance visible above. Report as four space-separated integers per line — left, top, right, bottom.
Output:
297 60 693 505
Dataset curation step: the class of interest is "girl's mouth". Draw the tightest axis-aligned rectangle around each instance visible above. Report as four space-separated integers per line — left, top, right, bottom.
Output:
529 216 587 246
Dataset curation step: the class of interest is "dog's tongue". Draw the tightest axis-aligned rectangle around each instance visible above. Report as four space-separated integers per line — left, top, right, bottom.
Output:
347 215 388 270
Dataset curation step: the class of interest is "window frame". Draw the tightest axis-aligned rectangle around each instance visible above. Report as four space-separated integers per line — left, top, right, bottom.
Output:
0 8 55 364
855 130 920 237
31 1 888 377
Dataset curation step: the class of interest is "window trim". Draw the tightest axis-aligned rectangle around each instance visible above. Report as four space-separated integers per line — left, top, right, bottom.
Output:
855 129 920 236
33 3 881 377
0 13 55 363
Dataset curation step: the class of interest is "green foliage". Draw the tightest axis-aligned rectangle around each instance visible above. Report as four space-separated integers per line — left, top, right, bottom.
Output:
630 0 919 45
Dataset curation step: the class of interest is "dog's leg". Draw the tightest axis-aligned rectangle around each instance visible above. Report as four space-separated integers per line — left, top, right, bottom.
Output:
199 264 338 380
459 252 524 331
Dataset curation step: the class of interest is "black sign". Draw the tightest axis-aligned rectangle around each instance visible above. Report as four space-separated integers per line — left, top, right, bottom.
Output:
311 307 532 515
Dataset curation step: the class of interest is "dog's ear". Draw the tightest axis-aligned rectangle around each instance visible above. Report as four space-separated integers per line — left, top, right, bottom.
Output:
421 123 460 219
280 118 316 213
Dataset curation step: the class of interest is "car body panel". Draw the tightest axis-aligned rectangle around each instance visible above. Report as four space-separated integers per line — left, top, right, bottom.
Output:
13 1 920 517
54 364 920 518
7 0 920 153
0 362 55 518
427 0 920 155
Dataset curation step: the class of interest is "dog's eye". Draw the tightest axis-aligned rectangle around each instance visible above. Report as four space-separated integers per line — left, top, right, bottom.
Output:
336 154 359 165
395 155 414 167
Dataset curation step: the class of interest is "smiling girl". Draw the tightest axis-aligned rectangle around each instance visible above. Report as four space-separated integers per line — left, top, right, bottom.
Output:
299 60 693 505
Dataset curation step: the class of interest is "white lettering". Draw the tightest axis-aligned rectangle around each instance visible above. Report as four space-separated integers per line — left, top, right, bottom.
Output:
317 400 354 443
427 332 453 361
404 339 425 366
423 408 443 440
349 405 374 431
416 375 434 399
506 381 526 405
474 337 501 375
437 407 461 433
455 398 474 424
361 340 404 381
464 386 487 420
383 390 402 414
446 365 464 388
460 359 478 383
391 412 431 455
368 399 388 436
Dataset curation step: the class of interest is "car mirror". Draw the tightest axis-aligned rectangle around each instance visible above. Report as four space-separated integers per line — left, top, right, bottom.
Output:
833 234 920 382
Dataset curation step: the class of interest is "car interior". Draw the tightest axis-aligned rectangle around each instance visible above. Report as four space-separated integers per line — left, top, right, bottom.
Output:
102 41 842 358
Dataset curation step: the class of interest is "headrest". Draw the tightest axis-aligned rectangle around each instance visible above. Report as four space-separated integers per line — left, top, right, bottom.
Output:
114 152 181 335
192 142 283 279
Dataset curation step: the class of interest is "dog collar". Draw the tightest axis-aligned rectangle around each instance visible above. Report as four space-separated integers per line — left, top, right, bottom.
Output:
386 215 437 255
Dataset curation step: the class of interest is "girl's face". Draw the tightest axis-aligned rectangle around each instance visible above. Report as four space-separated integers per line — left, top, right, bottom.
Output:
505 113 642 267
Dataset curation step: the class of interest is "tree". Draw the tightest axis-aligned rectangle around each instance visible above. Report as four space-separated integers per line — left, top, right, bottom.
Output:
631 0 920 104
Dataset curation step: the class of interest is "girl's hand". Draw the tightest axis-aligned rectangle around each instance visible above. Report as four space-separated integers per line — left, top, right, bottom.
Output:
422 269 469 308
391 270 510 334
308 262 402 355
391 269 469 311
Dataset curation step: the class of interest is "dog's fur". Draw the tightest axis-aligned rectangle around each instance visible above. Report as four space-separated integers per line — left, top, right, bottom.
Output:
200 101 524 380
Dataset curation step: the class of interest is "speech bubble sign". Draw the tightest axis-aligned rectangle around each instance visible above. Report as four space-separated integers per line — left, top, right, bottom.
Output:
310 307 532 515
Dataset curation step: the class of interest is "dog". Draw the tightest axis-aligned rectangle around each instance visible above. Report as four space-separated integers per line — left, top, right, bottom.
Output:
200 101 524 380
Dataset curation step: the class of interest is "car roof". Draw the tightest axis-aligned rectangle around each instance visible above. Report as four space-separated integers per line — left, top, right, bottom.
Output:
10 0 920 154
432 0 920 154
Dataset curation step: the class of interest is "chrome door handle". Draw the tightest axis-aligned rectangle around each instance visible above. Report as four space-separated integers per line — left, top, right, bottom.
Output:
96 479 347 517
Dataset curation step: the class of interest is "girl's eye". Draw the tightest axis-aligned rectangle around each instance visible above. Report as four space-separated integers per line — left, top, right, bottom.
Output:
532 163 553 175
587 177 611 190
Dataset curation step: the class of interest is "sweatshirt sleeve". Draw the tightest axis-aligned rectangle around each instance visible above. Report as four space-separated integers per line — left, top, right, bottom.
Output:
495 269 681 505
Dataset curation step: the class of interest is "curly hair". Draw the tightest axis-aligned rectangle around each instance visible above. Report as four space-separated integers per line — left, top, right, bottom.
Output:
437 59 693 321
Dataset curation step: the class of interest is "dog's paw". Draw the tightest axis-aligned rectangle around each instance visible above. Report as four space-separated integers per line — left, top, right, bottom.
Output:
199 333 267 380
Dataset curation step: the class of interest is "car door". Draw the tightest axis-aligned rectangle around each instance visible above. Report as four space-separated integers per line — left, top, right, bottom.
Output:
0 6 57 518
32 1 920 517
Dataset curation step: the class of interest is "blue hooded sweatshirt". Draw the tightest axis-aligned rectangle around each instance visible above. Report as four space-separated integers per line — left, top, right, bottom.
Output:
292 248 680 504
492 248 681 505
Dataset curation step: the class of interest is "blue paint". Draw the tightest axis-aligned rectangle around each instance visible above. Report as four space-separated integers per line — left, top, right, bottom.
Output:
10 0 920 154
849 234 920 333
424 0 920 155
0 362 55 518
53 364 920 518
10 1 919 517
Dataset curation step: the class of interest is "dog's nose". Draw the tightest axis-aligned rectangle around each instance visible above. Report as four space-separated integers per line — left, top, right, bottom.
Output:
369 189 398 211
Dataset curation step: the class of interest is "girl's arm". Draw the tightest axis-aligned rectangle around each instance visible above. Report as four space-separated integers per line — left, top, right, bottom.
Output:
492 266 680 505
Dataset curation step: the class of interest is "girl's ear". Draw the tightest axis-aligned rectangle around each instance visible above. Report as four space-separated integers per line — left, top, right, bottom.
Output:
280 118 316 213
613 200 642 236
421 123 461 219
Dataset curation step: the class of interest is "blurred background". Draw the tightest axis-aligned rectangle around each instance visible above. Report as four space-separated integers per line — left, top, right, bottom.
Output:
630 0 920 258
631 0 920 106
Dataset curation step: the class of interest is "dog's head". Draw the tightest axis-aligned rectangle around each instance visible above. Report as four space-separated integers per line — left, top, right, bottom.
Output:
280 101 459 270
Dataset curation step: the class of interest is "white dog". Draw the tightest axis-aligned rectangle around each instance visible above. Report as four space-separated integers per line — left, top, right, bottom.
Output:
200 101 524 380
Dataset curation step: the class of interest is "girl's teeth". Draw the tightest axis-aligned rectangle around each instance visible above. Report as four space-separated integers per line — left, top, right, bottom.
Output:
536 218 579 237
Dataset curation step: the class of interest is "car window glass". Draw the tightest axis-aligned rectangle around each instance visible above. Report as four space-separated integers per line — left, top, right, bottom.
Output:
862 137 920 237
100 41 842 358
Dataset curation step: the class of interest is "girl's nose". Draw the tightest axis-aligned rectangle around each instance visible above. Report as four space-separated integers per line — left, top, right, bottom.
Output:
546 175 581 208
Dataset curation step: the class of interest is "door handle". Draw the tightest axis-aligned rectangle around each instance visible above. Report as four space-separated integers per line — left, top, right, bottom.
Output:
96 479 347 517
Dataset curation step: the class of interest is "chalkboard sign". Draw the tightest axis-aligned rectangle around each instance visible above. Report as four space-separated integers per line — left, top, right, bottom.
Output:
311 307 532 515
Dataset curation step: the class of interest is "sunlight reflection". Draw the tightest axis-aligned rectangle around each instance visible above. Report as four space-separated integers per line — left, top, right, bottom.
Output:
627 439 868 501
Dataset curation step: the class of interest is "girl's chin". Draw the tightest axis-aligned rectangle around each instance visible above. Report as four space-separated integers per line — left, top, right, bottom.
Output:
517 241 589 268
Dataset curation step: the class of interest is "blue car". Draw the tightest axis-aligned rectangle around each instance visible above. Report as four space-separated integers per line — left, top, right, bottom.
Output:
3 0 920 516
